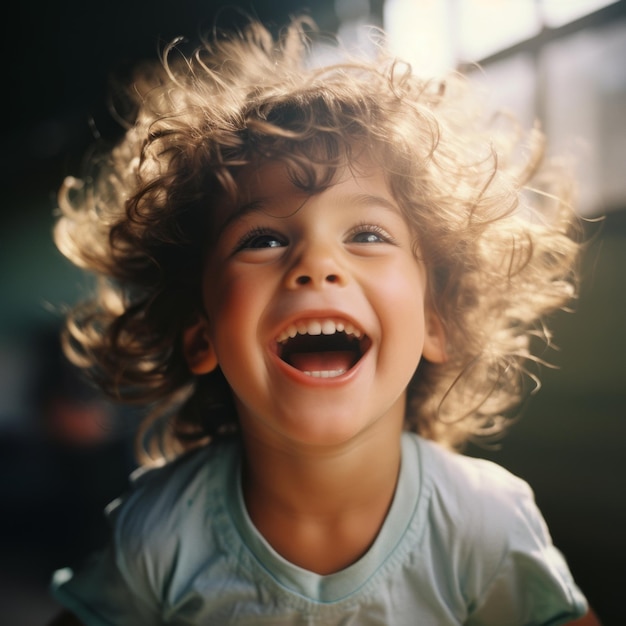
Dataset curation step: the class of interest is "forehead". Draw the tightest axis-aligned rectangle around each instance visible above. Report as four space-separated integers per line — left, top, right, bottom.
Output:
237 160 310 203
219 157 397 222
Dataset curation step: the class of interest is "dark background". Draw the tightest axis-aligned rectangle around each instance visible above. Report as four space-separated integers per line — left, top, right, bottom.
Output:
0 1 624 624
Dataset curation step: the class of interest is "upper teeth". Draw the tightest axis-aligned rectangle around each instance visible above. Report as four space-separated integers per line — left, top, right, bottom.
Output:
276 319 362 343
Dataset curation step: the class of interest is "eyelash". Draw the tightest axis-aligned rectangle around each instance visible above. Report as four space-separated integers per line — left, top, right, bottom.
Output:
347 223 396 244
234 227 285 251
233 222 396 251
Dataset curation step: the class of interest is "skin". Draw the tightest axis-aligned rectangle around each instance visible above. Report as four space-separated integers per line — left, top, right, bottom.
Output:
186 160 447 572
49 160 602 625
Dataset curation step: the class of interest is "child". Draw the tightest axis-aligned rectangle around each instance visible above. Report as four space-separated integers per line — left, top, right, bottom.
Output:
48 16 600 626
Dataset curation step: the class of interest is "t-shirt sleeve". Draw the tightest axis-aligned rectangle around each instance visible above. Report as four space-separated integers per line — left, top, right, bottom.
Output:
50 481 164 625
50 539 161 625
465 475 588 625
49 447 217 625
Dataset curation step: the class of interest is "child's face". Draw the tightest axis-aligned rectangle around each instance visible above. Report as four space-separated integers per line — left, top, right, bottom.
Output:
185 159 445 449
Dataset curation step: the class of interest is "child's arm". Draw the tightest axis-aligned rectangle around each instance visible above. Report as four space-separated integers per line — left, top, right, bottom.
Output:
47 610 85 626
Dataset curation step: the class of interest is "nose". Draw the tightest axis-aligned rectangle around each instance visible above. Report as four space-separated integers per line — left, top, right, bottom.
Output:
284 240 346 289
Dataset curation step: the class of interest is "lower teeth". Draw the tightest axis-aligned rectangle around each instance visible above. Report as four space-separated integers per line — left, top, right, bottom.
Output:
303 369 346 378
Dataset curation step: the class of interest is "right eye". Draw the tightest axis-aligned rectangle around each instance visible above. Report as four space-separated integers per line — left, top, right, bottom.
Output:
236 228 287 250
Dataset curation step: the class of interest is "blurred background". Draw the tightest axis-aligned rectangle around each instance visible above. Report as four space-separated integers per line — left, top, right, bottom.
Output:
1 0 624 624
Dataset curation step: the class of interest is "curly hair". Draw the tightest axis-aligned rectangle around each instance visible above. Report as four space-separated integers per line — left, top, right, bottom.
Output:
54 16 581 463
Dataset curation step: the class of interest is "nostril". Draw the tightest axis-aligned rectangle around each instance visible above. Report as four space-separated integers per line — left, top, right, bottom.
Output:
326 274 339 283
296 275 311 285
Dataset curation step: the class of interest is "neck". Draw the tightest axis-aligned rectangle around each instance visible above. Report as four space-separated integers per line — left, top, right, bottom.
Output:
239 421 404 574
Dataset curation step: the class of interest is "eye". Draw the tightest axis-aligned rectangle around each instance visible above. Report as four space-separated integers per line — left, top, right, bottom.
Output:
347 224 395 245
236 228 287 250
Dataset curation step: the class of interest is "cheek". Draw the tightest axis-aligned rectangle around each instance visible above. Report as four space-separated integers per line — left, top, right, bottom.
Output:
369 258 426 309
204 268 272 356
368 261 428 350
208 275 251 328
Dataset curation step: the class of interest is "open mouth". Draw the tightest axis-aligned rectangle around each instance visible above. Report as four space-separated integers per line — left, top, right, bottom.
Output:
276 319 370 378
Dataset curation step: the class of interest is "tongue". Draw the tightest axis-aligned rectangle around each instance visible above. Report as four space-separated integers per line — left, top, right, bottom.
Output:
288 351 356 374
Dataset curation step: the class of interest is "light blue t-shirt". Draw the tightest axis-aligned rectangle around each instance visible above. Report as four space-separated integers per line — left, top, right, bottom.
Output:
51 433 588 625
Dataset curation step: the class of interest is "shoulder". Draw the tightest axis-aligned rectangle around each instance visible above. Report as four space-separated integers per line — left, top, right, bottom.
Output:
51 438 244 621
414 434 533 509
409 435 588 620
411 434 543 570
108 438 238 570
417 439 590 621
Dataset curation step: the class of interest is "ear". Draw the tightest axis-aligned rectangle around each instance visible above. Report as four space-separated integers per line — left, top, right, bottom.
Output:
182 314 218 374
422 307 447 364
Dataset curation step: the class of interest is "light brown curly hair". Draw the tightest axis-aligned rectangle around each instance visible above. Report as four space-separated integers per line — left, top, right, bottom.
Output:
53 16 582 464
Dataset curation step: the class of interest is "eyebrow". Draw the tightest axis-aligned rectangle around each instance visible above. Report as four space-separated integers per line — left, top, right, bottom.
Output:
218 191 402 233
216 199 268 234
349 192 401 214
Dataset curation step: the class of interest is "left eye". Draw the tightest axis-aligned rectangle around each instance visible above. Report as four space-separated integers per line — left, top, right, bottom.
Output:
352 231 386 244
349 225 393 244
